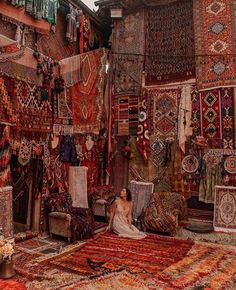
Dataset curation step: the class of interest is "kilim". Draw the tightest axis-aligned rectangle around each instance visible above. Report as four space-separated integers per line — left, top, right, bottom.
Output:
214 186 236 233
194 0 236 89
114 95 139 136
145 0 195 85
191 88 236 149
49 232 193 279
146 87 181 139
15 80 52 132
71 48 108 134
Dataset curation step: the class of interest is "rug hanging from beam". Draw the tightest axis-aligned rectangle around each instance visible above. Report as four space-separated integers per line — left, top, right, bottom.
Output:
145 0 195 85
194 0 236 89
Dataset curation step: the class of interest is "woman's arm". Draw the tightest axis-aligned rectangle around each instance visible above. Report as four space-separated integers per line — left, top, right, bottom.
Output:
128 202 133 229
107 200 117 231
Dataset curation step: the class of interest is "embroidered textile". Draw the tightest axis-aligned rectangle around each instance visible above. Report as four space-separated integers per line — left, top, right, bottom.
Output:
146 87 181 139
53 89 72 126
145 0 195 85
192 88 236 149
214 185 236 233
72 49 107 134
18 137 32 166
114 95 139 136
194 0 236 89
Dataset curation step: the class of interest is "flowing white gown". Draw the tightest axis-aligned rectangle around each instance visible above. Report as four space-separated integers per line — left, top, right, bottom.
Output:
112 198 146 240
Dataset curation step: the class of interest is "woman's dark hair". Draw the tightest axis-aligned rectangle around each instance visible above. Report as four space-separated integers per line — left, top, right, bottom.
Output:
125 188 132 202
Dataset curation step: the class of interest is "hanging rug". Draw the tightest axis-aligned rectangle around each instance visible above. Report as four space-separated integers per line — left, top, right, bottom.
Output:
224 155 236 174
182 154 199 173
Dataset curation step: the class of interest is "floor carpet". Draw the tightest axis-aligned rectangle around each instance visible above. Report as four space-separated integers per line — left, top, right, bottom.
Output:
2 232 236 289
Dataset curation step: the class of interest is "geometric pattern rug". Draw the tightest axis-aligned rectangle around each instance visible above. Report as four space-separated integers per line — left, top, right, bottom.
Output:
194 0 236 90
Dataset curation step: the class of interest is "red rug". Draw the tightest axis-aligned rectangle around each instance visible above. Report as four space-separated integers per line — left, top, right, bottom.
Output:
71 48 108 134
0 280 27 290
49 232 193 279
194 0 236 89
149 243 236 289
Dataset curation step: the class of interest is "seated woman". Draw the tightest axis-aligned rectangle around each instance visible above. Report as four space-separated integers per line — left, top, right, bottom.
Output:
107 188 146 240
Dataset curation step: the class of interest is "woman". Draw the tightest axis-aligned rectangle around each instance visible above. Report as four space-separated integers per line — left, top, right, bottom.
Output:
107 188 146 239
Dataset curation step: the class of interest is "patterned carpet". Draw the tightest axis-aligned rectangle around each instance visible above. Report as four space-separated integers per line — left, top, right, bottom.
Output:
1 232 235 289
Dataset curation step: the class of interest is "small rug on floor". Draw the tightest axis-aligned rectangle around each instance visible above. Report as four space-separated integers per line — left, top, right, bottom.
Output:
176 226 236 246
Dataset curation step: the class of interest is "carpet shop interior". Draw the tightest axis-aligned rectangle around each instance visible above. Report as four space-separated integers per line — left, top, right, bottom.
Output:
0 0 236 289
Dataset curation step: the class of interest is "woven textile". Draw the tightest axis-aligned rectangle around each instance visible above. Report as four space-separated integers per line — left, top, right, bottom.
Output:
146 87 181 139
16 80 52 132
0 186 13 238
50 232 193 279
113 11 144 96
53 88 73 126
114 95 139 136
192 88 236 149
129 180 154 220
113 54 144 97
65 271 149 290
71 49 107 134
151 243 236 290
194 0 236 89
0 43 25 63
214 186 236 233
68 166 88 209
59 54 81 87
145 0 195 85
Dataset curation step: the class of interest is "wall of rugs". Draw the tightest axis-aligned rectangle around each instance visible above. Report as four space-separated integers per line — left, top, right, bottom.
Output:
0 0 110 233
111 0 236 221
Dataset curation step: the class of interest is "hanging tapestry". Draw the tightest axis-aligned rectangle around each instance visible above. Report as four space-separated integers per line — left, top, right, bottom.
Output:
71 49 107 134
112 11 144 96
53 88 72 126
194 0 236 89
146 87 181 139
16 80 52 132
59 54 81 87
0 125 11 188
145 0 195 85
113 11 144 55
137 95 151 162
113 54 143 97
114 95 139 136
191 88 235 149
214 185 236 233
0 77 16 125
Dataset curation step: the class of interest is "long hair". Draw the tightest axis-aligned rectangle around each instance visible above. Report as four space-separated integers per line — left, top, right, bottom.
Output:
125 188 132 202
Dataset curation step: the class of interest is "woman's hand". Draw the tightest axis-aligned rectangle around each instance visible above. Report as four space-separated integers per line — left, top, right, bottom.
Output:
106 225 112 232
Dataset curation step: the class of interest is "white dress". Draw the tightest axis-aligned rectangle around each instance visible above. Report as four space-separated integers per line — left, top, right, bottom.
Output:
112 198 146 240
